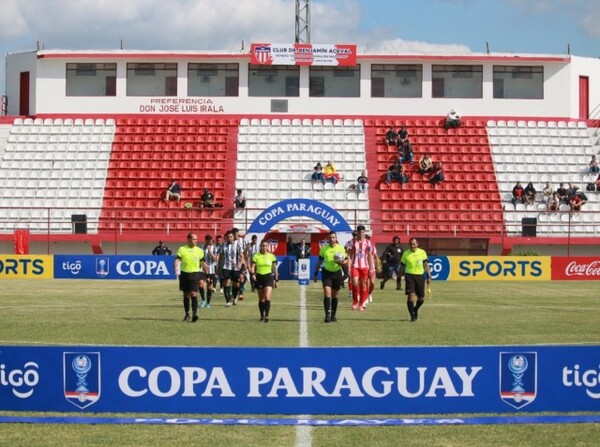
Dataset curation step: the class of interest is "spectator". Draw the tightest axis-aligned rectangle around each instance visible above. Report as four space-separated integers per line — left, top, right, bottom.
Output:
323 160 341 185
524 182 537 205
201 187 215 208
397 139 414 165
547 192 559 212
311 162 324 183
556 183 569 203
569 192 586 212
152 240 172 256
234 189 246 209
542 181 553 203
287 236 296 256
356 171 368 193
418 153 433 175
428 162 445 187
385 163 409 185
296 238 310 260
444 108 461 129
384 127 397 146
589 155 599 174
397 127 409 146
596 174 600 192
164 179 182 201
511 181 525 205
567 182 579 201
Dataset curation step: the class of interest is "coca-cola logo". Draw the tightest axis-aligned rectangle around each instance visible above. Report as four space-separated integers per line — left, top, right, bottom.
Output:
565 260 600 277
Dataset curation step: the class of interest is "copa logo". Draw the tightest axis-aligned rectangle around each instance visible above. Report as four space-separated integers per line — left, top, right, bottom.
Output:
428 256 450 281
0 361 40 398
457 259 544 279
0 258 45 276
115 260 170 276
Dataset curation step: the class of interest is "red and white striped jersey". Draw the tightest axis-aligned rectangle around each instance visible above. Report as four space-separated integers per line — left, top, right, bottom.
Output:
351 238 373 269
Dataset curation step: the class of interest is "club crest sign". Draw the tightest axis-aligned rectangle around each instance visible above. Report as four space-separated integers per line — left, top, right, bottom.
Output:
499 352 537 409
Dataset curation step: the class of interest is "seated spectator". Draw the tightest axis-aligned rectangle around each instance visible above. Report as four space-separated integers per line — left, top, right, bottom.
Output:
164 179 182 201
356 171 368 193
589 155 599 174
547 192 559 212
397 127 409 146
418 153 433 175
234 189 246 208
201 187 215 208
311 162 324 183
556 183 569 203
542 181 553 203
596 174 600 191
567 182 579 201
524 182 537 205
397 139 414 165
511 181 525 205
385 164 409 185
384 127 397 146
152 240 172 256
323 160 341 185
428 162 445 186
444 109 461 129
569 192 586 212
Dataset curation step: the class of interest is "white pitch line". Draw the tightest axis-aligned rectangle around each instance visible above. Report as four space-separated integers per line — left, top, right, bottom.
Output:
295 284 312 447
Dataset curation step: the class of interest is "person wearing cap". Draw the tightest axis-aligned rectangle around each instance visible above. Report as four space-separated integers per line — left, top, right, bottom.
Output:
152 240 172 256
445 108 461 129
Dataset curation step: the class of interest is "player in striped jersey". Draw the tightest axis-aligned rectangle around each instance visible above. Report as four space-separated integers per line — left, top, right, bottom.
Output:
201 234 219 309
349 225 375 311
218 231 243 306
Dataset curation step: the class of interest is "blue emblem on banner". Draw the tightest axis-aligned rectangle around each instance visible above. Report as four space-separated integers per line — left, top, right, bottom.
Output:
499 352 537 409
95 258 109 277
64 352 101 409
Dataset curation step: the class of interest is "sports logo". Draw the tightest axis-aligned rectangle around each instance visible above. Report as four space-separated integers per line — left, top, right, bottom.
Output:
265 239 279 253
64 352 101 409
95 258 109 277
499 352 537 409
252 45 273 65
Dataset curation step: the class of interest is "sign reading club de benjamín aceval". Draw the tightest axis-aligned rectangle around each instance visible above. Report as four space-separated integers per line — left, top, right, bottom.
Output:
1 346 598 414
250 43 357 66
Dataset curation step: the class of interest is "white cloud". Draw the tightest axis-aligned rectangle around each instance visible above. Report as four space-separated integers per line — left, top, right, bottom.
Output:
366 38 471 55
580 0 600 38
0 0 29 39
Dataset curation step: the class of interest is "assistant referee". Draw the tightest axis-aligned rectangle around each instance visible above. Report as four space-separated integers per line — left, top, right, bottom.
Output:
174 232 207 323
399 237 431 322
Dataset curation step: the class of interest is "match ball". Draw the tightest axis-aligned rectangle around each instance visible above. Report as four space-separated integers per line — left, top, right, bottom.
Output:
334 252 345 264
184 202 192 208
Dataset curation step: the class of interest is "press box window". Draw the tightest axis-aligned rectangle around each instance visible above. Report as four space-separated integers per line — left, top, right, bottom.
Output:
66 63 116 96
126 63 178 96
188 63 239 97
248 65 300 97
493 66 544 99
309 66 360 97
432 65 483 98
371 64 422 98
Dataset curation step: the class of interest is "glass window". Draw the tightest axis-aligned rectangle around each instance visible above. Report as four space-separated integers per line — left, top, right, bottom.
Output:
188 63 239 97
248 65 300 97
66 63 116 97
432 65 483 98
126 63 178 96
309 66 360 97
371 64 422 98
493 66 543 99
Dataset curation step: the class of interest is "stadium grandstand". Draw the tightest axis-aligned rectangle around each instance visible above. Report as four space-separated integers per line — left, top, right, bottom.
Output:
1 47 599 256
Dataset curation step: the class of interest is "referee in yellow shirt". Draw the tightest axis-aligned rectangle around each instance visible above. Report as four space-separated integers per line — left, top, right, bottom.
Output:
399 237 431 322
174 233 207 322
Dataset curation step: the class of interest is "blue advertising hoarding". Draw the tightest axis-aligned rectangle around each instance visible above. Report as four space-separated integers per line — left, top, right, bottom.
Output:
1 345 598 414
54 255 176 280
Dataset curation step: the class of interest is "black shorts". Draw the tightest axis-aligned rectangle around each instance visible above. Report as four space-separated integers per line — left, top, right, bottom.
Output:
405 273 425 298
322 269 344 291
255 273 274 289
179 271 201 293
221 269 240 282
205 273 216 285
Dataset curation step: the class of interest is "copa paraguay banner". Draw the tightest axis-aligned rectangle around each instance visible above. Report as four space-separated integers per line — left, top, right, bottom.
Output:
54 255 175 280
448 256 551 281
0 255 53 279
1 345 598 414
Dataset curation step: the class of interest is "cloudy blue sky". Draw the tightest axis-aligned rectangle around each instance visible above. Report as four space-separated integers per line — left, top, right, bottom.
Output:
1 0 599 95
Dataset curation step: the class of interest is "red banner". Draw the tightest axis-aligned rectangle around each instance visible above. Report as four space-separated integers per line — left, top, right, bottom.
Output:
551 257 600 280
250 43 357 66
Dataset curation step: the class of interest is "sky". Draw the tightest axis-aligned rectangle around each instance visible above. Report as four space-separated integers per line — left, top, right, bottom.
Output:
1 0 599 95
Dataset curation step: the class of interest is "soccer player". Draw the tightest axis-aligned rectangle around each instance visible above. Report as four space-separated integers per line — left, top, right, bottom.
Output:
201 234 219 309
218 231 243 306
313 231 348 323
250 239 279 322
349 225 375 311
174 233 207 322
399 237 432 322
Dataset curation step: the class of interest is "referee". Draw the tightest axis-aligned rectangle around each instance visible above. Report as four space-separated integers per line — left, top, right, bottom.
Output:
313 231 348 323
174 232 207 322
399 237 431 322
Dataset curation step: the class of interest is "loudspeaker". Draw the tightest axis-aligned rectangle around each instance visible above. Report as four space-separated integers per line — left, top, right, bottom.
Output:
521 217 537 237
71 214 87 234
